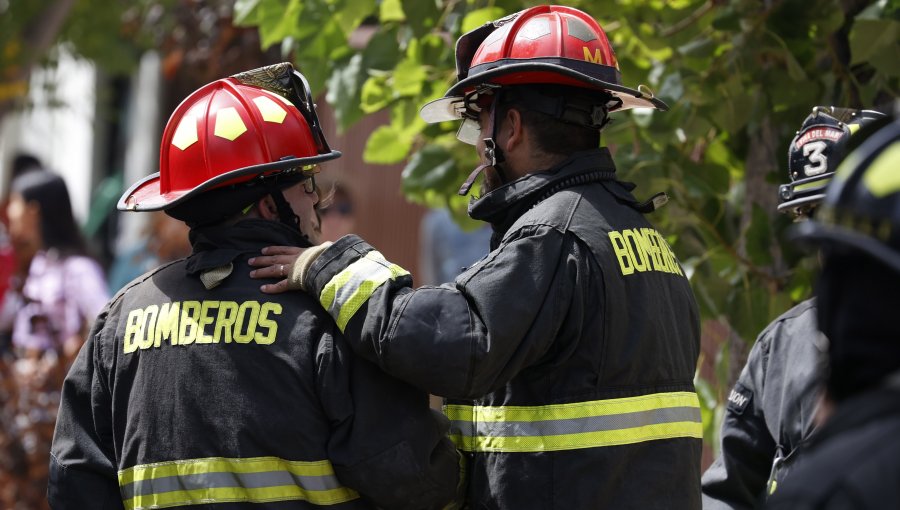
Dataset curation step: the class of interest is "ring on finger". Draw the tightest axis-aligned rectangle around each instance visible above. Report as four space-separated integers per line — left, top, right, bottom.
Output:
280 264 285 277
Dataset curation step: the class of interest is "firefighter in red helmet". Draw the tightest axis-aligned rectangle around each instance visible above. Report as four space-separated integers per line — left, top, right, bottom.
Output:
48 63 459 510
253 7 701 508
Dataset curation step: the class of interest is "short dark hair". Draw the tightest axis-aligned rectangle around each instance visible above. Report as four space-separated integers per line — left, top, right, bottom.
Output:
12 153 43 179
497 84 603 155
11 170 86 256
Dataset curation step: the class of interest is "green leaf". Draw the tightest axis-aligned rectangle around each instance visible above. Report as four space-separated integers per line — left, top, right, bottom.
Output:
402 0 441 37
334 0 376 34
257 0 304 49
409 33 451 66
233 0 262 25
402 144 458 193
393 58 428 96
364 125 413 163
325 53 366 130
850 19 900 64
360 76 393 113
362 27 402 70
850 19 900 75
461 7 505 33
380 0 405 23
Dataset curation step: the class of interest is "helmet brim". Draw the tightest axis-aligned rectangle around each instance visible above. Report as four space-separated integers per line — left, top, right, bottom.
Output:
117 150 341 212
776 193 826 215
790 220 900 275
419 61 667 124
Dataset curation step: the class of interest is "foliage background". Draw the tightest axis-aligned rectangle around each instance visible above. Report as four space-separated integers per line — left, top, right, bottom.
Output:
2 0 898 451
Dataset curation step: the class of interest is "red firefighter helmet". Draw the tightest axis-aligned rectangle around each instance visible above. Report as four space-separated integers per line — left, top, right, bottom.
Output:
118 63 340 212
420 5 666 125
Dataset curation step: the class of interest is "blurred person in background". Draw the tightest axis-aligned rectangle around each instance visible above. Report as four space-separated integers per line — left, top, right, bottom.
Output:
702 107 887 509
1 170 108 510
106 211 191 293
0 152 46 346
418 208 491 286
316 182 356 243
766 112 900 510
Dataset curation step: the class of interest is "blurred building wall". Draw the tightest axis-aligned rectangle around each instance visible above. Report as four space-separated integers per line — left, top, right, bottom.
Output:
0 49 96 220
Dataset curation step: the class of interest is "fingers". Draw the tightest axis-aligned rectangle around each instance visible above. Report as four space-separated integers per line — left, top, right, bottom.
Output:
249 246 305 288
248 264 285 280
259 280 291 294
262 245 304 256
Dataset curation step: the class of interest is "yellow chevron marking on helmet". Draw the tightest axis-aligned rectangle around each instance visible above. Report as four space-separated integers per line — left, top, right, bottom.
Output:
171 113 199 150
862 144 900 198
253 96 287 124
214 107 248 141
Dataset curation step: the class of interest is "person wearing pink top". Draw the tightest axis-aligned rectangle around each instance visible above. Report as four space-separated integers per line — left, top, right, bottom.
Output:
2 170 107 509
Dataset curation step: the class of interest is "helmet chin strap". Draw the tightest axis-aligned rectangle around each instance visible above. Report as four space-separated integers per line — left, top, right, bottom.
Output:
262 178 314 248
458 91 509 196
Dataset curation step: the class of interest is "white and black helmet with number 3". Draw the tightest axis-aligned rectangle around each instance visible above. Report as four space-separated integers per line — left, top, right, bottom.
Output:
778 106 885 217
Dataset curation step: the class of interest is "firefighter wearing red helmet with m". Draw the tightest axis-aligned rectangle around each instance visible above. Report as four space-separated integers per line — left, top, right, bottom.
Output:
251 7 703 509
47 63 459 510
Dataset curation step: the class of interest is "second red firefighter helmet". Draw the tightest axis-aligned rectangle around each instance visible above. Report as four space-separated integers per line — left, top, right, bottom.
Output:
118 62 340 214
420 5 667 127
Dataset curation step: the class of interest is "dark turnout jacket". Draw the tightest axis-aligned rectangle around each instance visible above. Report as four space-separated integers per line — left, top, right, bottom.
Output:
765 384 900 509
702 299 828 509
48 219 459 510
303 149 703 509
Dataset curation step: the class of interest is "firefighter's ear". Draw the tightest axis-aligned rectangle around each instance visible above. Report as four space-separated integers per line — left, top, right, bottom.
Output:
502 108 524 153
257 196 279 220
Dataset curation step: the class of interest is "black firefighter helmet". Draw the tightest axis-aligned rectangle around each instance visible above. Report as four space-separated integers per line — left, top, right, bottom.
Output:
791 114 900 400
792 114 900 272
778 107 886 218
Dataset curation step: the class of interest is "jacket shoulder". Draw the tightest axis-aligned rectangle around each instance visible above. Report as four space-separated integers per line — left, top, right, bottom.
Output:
755 298 818 345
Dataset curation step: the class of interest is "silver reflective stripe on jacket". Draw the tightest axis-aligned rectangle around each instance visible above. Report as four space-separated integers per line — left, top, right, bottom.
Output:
445 391 703 453
118 456 359 509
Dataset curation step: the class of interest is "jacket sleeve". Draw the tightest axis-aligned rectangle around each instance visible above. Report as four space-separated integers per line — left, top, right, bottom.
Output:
701 332 777 510
316 324 461 510
48 308 123 510
305 230 582 399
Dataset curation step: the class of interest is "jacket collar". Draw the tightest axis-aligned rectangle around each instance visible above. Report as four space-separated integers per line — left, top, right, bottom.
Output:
185 218 308 275
468 147 617 232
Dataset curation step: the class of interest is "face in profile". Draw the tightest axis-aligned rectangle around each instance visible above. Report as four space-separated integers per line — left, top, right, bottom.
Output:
280 180 321 244
317 186 355 243
5 193 40 252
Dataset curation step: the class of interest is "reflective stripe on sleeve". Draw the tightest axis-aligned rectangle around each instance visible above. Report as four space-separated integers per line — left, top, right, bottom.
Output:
117 456 358 509
319 250 409 331
444 391 702 453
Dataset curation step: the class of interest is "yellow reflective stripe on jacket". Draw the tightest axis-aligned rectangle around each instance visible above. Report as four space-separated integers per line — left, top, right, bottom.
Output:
319 250 409 331
444 391 702 453
118 456 359 510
